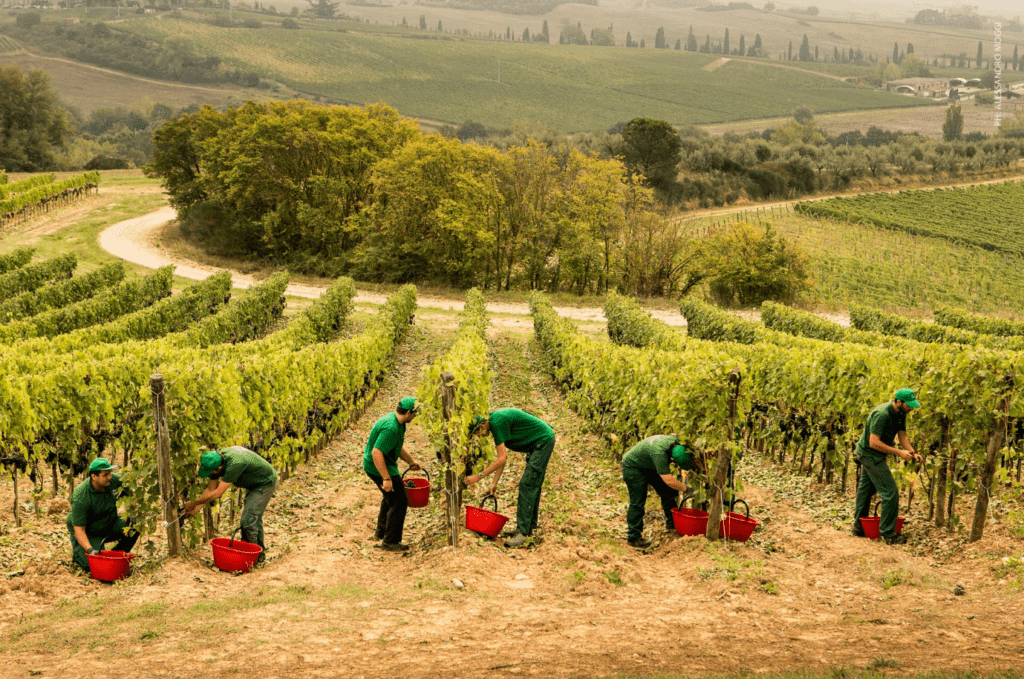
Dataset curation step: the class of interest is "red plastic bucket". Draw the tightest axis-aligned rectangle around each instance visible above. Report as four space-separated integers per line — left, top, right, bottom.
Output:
403 467 431 509
466 495 509 538
211 529 262 573
859 516 906 540
719 511 759 542
87 550 135 582
859 501 906 540
672 507 709 536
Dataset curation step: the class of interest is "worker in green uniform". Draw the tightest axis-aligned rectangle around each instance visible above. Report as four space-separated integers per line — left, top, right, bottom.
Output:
185 446 278 563
465 408 555 549
621 435 696 548
363 396 424 552
852 388 923 545
67 458 138 572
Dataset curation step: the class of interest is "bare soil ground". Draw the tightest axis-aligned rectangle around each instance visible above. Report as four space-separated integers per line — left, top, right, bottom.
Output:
1 318 1021 678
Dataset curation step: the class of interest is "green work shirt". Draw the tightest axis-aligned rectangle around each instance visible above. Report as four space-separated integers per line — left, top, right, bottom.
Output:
363 412 405 478
856 402 907 459
622 435 679 475
220 447 277 490
66 474 126 537
488 408 554 453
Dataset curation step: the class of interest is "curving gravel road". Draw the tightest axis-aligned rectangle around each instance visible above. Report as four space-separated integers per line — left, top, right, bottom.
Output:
97 207 690 325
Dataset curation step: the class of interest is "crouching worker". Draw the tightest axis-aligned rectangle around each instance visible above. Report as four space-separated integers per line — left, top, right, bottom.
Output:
67 458 138 572
622 435 695 549
184 447 278 563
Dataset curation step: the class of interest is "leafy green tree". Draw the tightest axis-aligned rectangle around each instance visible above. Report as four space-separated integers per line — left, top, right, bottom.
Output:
559 24 587 45
0 65 70 171
699 223 811 305
655 26 666 49
906 42 914 55
799 34 811 61
980 70 996 89
943 104 964 142
361 138 503 286
621 117 681 192
625 31 633 48
456 120 487 141
900 54 931 77
674 39 681 50
306 0 338 18
591 28 614 47
686 25 697 51
523 27 529 41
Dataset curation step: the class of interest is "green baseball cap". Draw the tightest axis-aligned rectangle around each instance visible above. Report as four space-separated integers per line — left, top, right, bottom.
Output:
469 415 487 434
398 396 420 413
670 444 693 470
894 388 920 409
197 451 223 478
88 458 119 473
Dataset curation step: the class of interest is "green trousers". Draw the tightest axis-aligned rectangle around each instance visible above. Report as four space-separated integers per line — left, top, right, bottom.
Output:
623 465 678 542
515 436 555 536
853 453 900 538
69 518 138 571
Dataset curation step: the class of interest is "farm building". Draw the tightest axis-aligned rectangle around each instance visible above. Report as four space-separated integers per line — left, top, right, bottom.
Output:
885 77 950 97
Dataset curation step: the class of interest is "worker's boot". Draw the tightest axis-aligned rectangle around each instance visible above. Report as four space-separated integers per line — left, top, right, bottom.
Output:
504 533 530 549
376 542 410 552
851 522 866 538
628 538 653 549
883 533 908 545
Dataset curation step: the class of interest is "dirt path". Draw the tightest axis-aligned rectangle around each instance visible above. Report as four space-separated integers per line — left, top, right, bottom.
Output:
96 207 690 326
2 320 1021 677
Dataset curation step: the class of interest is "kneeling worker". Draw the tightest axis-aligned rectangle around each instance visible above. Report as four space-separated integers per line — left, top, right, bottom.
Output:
622 435 695 549
68 458 138 572
185 446 278 563
465 408 556 549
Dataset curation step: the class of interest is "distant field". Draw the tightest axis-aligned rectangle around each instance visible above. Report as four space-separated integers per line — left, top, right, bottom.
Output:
111 14 930 130
702 102 1010 139
682 179 1024 314
0 52 252 114
796 180 1024 256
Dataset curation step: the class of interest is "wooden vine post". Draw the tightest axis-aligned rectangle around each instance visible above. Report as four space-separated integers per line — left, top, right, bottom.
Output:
707 369 742 541
934 418 950 528
151 374 182 557
440 371 460 548
11 465 20 528
970 374 1013 543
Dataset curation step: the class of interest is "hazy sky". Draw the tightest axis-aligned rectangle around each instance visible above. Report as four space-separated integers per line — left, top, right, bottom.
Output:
792 0 1021 20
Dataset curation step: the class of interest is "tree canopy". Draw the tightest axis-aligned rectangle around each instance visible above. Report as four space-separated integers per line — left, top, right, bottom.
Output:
0 65 70 172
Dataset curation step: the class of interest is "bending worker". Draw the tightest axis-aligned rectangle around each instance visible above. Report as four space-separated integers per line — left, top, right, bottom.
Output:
363 396 424 552
852 388 923 545
465 408 555 549
622 435 695 549
67 458 138 572
185 446 278 563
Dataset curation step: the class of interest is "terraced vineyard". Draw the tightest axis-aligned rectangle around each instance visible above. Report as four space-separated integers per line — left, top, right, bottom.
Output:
795 180 1024 256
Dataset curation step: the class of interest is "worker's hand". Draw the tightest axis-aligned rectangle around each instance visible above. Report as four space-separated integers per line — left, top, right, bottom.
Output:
408 459 422 472
183 500 196 514
186 504 203 517
487 483 498 497
87 548 100 556
464 474 480 487
912 452 923 463
382 479 393 492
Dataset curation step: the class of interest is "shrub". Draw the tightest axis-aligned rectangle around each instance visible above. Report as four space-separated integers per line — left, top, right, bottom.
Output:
242 18 262 28
281 17 299 28
15 13 41 29
84 155 131 170
698 223 811 305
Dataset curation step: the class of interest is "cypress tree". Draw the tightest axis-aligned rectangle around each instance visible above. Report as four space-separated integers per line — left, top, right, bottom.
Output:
1014 45 1019 71
977 41 983 68
723 28 730 55
788 41 793 61
686 26 698 51
675 38 681 50
738 34 744 56
542 19 549 37
523 27 529 41
907 42 914 54
640 38 646 48
892 42 899 65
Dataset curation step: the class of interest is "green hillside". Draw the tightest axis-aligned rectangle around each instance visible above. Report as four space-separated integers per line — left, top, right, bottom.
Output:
114 14 931 131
